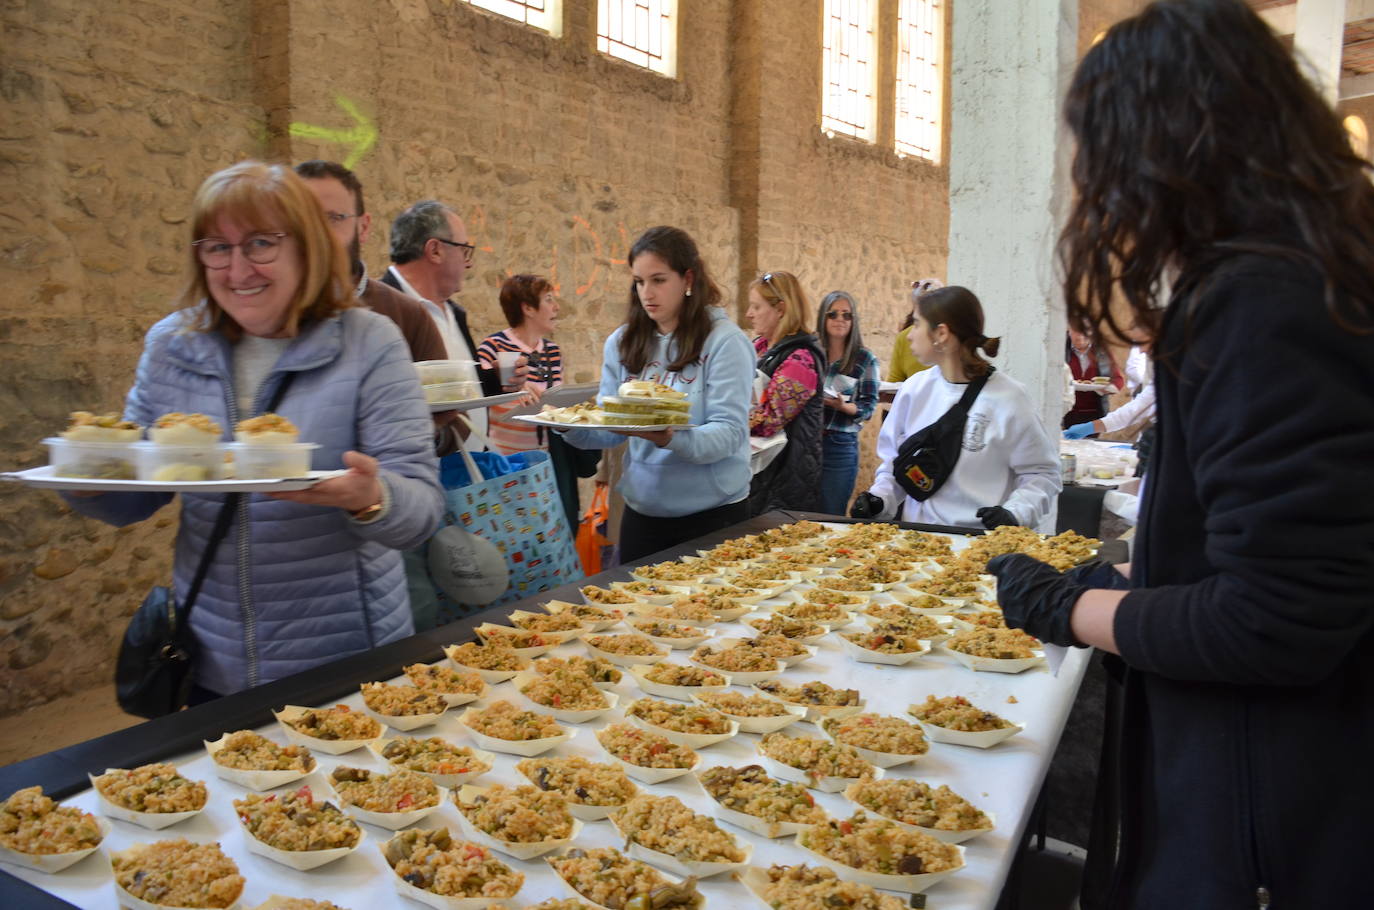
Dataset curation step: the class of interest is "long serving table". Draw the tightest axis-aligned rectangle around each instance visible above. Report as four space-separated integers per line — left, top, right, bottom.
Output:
0 511 1109 909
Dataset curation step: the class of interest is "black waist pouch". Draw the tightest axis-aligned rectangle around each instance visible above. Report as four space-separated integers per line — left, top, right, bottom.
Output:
893 371 990 501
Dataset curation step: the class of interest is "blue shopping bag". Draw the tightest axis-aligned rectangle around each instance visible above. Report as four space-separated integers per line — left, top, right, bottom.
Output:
428 446 584 625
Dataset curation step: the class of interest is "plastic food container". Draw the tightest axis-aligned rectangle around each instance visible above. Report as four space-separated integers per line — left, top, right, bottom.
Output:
417 359 478 385
135 443 227 482
228 443 318 479
424 380 482 403
44 437 139 480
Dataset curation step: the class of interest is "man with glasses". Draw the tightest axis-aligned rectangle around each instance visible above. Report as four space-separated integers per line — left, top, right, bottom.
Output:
294 161 463 454
382 200 524 402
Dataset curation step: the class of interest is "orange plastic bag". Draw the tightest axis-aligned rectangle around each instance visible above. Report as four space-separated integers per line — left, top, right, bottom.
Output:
576 483 613 576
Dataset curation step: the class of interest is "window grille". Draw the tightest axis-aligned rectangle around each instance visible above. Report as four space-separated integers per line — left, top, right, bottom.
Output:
597 0 677 77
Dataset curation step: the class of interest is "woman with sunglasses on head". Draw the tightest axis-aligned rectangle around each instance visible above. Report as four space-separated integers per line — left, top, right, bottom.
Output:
986 2 1374 906
60 161 444 702
815 291 880 515
745 270 827 515
851 285 1059 530
886 277 943 382
560 226 754 563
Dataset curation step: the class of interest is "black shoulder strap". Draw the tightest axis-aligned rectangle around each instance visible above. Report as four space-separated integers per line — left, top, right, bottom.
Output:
949 368 992 421
758 333 825 378
179 371 297 629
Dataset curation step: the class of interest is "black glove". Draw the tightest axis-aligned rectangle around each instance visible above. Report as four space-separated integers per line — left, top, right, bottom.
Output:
1064 559 1131 591
849 492 884 519
986 553 1087 647
976 506 1018 529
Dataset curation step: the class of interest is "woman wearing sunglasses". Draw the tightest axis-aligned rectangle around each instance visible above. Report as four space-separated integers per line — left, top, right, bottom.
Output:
815 291 880 515
745 270 826 515
61 161 443 701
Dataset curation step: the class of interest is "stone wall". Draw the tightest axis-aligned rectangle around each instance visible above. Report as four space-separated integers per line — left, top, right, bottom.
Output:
1 0 1146 716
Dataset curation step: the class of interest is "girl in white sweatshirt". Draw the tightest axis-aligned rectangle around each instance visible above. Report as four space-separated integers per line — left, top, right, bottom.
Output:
857 286 1060 530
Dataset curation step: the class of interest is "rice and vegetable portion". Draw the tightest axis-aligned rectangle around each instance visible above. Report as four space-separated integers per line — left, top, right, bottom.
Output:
775 601 851 624
528 900 599 910
909 695 1013 732
597 724 698 769
261 899 348 910
612 794 745 863
554 601 624 622
512 611 587 633
756 680 861 707
581 585 636 604
447 641 530 671
549 846 703 909
960 609 1008 630
283 705 381 741
629 619 706 640
516 755 639 807
384 828 523 898
212 730 315 771
757 863 907 910
821 714 928 755
112 839 243 908
847 779 991 831
0 787 102 854
633 561 711 582
360 682 448 716
405 663 486 696
234 786 360 851
465 700 565 741
802 811 962 875
534 654 623 685
842 624 927 655
330 766 440 813
759 733 875 781
627 698 732 734
586 633 667 657
642 663 727 687
641 599 717 624
803 587 868 606
746 615 826 639
946 627 1040 659
698 765 826 832
92 762 207 813
456 783 575 842
694 691 792 717
861 605 945 637
381 736 492 776
690 644 778 673
479 627 554 650
520 667 610 711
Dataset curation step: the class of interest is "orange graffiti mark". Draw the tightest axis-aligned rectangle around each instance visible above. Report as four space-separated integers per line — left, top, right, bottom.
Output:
468 204 496 254
571 216 603 296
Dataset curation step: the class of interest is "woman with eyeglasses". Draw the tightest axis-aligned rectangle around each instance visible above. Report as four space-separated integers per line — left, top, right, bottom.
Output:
62 161 443 701
986 2 1374 905
745 270 826 515
851 285 1059 530
886 277 943 382
815 291 880 515
477 274 563 455
559 226 754 563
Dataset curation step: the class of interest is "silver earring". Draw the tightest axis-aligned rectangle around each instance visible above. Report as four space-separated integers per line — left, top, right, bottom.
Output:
685 287 692 297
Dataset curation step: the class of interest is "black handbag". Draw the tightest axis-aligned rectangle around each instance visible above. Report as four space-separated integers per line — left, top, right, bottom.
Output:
116 373 296 717
892 369 991 501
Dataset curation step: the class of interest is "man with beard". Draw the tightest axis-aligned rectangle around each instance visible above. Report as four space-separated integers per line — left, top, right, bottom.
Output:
295 159 462 453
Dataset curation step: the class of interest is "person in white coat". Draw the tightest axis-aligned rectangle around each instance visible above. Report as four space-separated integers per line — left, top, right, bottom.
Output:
852 286 1061 530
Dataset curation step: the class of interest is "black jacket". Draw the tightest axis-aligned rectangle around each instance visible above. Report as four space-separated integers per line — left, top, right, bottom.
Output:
380 269 503 396
748 333 825 515
1101 253 1374 908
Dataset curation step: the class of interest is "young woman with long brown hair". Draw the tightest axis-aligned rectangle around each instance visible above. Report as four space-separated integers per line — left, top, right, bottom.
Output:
561 226 754 562
987 2 1374 906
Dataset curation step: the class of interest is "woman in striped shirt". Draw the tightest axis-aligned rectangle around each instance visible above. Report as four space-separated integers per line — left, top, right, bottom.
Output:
477 274 563 454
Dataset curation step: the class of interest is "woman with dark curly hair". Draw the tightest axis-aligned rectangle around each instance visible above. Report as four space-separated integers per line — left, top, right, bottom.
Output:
986 2 1374 907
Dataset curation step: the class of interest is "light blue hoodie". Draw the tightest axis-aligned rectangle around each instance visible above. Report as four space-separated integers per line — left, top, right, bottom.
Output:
563 307 754 517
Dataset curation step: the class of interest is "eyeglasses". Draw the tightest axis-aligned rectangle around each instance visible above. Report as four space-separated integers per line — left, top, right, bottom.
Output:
192 232 287 269
434 237 477 262
826 311 854 321
323 212 360 225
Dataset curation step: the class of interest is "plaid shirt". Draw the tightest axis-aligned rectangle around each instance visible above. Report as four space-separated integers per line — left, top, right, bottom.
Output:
822 346 880 433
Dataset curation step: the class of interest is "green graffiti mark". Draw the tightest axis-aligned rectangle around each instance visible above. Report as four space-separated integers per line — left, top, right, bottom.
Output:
288 96 378 168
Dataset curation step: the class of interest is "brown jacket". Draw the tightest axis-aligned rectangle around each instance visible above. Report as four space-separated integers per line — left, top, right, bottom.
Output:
359 277 461 454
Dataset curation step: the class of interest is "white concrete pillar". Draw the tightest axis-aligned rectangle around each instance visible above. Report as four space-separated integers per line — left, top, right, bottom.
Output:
1294 0 1347 104
946 0 1078 436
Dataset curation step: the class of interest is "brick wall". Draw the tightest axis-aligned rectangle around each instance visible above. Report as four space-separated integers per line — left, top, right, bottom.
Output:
1 0 1137 715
